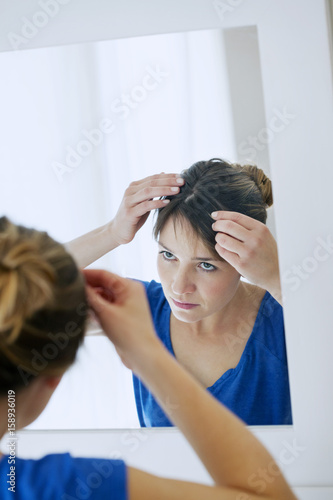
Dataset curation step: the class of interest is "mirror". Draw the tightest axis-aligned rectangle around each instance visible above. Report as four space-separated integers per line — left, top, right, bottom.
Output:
0 27 292 429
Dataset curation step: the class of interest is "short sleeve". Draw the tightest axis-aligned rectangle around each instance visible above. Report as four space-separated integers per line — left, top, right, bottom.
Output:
0 453 127 500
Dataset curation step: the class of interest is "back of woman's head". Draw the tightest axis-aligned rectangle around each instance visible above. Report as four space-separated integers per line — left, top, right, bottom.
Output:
154 158 273 255
0 217 87 395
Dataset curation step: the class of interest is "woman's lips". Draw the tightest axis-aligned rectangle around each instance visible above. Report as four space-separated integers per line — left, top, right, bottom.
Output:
171 298 199 310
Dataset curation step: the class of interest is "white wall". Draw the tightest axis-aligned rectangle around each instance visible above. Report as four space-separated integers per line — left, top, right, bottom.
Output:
1 0 333 498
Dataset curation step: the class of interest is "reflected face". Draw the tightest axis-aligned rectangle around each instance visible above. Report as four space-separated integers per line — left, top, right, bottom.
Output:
157 217 241 323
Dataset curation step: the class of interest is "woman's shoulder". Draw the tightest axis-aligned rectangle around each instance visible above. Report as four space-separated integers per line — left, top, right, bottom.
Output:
139 279 162 293
139 280 167 306
136 280 170 337
0 453 127 499
243 282 282 319
243 283 286 363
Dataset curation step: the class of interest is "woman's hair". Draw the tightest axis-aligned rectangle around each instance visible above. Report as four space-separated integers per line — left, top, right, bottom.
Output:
0 217 88 395
154 158 273 257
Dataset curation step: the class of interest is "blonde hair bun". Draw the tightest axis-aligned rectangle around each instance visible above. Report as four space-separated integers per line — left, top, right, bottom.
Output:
0 217 87 394
0 220 55 345
242 164 273 207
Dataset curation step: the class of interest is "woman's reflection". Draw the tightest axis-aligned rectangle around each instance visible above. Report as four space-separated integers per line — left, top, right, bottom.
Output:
68 158 292 426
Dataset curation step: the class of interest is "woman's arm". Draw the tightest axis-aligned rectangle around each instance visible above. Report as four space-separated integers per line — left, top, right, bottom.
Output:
65 221 118 269
127 338 294 500
84 269 296 500
66 173 184 268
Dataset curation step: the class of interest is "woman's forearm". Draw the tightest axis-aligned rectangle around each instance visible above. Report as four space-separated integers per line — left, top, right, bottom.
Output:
135 344 295 499
65 221 120 268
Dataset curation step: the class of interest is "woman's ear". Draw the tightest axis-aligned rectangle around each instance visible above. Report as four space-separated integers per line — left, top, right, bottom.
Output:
44 375 62 390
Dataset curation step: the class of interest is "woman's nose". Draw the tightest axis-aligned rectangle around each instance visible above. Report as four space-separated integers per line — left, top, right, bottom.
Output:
171 269 196 295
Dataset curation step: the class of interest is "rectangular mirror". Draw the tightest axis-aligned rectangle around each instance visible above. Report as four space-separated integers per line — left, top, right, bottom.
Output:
0 26 292 429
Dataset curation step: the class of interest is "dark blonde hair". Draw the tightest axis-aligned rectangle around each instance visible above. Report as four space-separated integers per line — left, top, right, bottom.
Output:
154 158 273 257
0 217 87 394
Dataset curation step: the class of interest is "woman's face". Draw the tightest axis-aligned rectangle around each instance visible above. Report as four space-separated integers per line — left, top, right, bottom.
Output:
157 217 241 324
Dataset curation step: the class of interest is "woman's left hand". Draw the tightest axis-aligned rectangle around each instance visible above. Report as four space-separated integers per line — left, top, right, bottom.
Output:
211 211 282 304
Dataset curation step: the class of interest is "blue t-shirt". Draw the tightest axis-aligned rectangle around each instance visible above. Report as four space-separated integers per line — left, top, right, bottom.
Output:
0 453 127 499
133 280 292 427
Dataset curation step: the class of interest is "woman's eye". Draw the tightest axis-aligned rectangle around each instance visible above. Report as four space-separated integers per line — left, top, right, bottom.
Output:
199 262 216 272
160 251 175 260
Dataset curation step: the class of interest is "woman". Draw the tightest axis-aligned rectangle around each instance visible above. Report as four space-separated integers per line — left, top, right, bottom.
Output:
0 217 297 499
67 159 292 426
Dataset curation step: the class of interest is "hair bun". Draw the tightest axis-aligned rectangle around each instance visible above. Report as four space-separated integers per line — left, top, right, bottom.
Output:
242 164 273 207
0 221 55 345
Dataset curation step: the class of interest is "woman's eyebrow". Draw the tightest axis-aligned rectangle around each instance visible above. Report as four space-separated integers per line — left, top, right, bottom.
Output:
158 241 219 262
158 241 174 253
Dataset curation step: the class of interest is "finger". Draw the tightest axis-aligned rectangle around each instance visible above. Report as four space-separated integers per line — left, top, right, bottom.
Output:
85 285 111 316
83 269 126 297
87 285 113 302
215 232 244 256
128 175 184 197
129 198 174 219
140 174 185 188
211 211 261 231
212 219 249 243
130 173 184 188
127 184 181 207
215 244 241 270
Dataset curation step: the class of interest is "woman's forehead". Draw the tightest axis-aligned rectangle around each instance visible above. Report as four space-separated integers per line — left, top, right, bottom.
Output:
158 217 216 259
160 215 197 240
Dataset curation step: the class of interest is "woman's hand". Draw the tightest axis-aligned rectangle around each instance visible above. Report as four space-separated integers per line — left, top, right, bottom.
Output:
66 173 184 268
83 269 161 371
211 211 282 303
110 173 184 246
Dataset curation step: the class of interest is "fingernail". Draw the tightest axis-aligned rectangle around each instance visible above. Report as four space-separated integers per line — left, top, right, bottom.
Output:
171 187 179 192
162 199 170 204
211 212 218 218
176 177 184 184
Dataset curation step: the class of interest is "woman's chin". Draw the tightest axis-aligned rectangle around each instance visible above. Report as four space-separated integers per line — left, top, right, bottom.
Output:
171 308 201 323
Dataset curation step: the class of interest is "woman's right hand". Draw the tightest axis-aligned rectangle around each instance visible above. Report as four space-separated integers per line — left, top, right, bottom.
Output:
83 269 161 371
110 173 184 245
